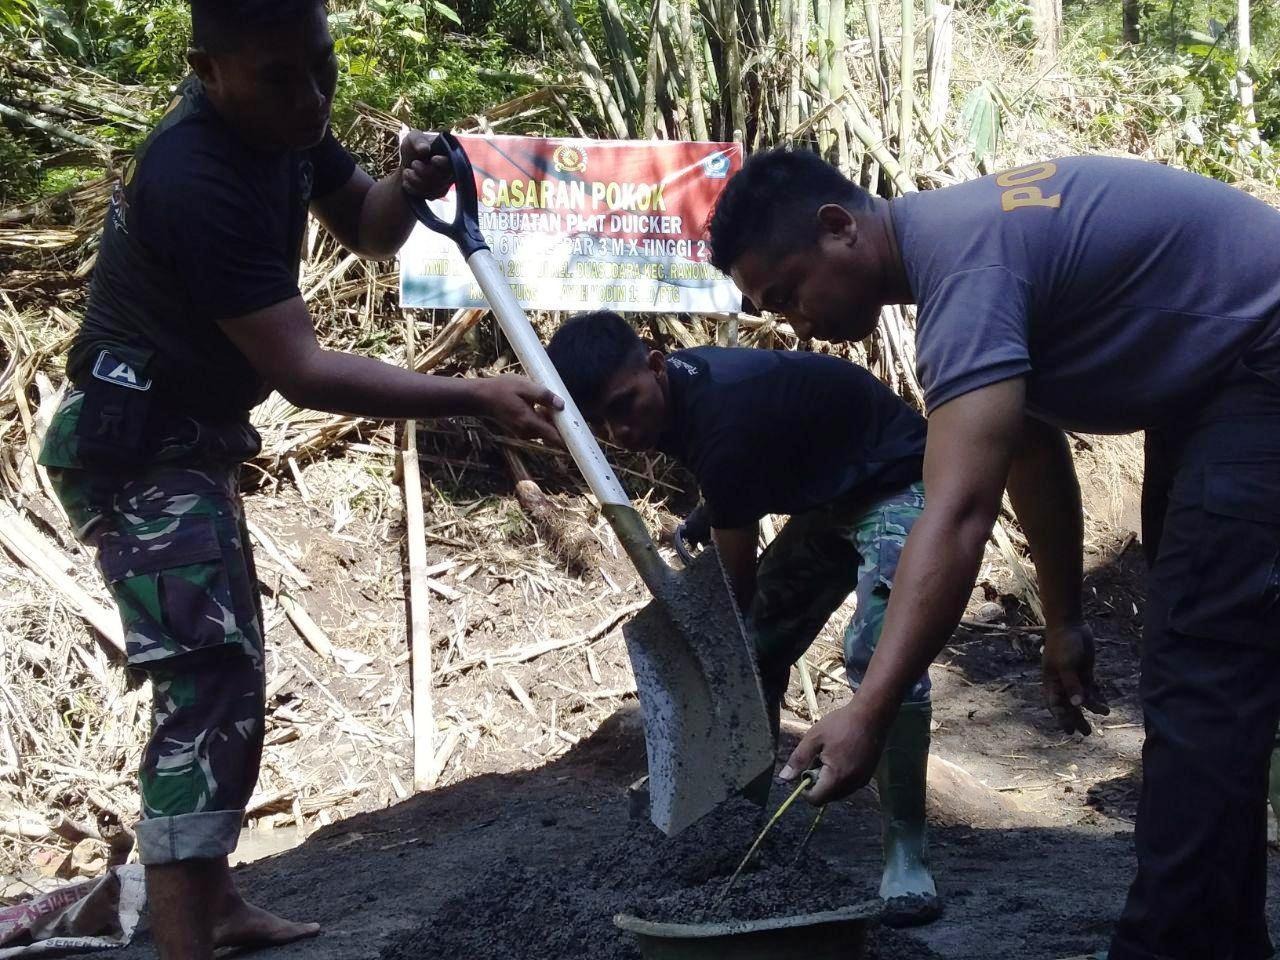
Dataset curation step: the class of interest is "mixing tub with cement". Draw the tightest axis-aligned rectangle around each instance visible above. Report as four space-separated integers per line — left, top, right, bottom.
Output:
613 901 880 960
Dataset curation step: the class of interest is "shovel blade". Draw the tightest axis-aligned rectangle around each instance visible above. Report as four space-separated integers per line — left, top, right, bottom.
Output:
622 547 775 835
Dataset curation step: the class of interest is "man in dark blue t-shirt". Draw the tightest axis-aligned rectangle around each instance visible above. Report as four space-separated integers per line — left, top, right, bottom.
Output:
709 149 1280 960
37 3 561 958
548 311 940 926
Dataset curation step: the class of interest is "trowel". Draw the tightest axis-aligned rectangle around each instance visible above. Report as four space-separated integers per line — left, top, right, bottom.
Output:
406 133 773 835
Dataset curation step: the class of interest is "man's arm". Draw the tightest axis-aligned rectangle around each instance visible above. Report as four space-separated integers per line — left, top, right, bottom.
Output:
780 378 1026 803
711 524 760 608
218 296 561 443
1006 418 1108 734
310 131 449 260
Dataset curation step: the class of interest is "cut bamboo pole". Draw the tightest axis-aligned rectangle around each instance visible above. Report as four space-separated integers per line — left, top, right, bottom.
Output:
0 499 124 657
0 100 107 152
402 314 438 792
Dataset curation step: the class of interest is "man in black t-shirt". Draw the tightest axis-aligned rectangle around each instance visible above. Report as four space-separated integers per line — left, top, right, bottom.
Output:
37 3 561 958
547 311 941 926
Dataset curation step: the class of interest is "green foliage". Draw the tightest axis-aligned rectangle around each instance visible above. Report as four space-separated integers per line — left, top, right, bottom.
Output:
986 0 1035 47
41 164 98 194
0 127 40 207
327 2 529 129
1062 1 1277 180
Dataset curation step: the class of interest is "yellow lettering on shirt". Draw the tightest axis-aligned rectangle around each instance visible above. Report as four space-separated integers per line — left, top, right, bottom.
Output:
996 161 1061 212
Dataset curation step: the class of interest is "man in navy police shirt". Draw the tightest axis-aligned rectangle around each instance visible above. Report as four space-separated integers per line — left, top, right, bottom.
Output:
38 3 561 958
548 311 940 926
711 148 1280 960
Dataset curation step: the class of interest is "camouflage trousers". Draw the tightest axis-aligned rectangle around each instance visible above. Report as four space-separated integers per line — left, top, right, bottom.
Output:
48 462 266 865
748 482 930 715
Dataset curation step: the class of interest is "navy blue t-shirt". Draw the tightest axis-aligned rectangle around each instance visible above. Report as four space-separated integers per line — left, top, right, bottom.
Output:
893 156 1280 432
66 77 356 419
654 347 925 528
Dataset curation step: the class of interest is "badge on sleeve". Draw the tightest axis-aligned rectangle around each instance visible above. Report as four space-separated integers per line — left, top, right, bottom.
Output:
92 350 152 392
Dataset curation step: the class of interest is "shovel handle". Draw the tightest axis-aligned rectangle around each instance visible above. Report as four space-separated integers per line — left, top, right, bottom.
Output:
404 132 488 258
404 134 633 515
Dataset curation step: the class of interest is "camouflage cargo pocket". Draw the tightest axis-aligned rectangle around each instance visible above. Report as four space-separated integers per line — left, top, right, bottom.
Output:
96 514 245 667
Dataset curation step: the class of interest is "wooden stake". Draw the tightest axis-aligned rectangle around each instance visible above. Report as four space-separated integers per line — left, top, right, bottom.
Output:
403 314 438 792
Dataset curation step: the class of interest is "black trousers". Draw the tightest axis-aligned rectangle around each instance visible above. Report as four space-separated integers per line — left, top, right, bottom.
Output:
1112 376 1280 960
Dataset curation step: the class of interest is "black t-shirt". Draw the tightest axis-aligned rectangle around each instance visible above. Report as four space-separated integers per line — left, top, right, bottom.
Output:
654 347 926 528
66 77 356 419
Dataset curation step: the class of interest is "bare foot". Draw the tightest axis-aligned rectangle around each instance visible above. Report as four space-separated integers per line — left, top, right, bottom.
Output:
213 898 320 950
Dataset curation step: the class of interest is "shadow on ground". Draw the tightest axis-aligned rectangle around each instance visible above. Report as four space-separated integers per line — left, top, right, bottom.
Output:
66 699 1280 960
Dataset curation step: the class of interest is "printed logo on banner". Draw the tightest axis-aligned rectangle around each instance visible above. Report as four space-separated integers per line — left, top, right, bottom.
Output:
553 145 587 174
701 151 732 179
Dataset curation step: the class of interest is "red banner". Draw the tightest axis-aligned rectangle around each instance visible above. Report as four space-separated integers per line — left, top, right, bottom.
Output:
400 134 743 313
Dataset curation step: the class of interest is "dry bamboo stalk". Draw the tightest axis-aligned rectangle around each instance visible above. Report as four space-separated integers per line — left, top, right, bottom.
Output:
503 673 539 719
679 0 710 140
501 445 601 573
926 2 954 136
534 0 630 137
991 516 1045 624
838 91 916 195
276 591 334 660
798 656 821 718
438 599 646 676
432 728 462 778
246 519 312 590
899 0 916 177
402 316 438 792
599 0 643 120
0 100 107 151
0 500 125 656
863 0 891 123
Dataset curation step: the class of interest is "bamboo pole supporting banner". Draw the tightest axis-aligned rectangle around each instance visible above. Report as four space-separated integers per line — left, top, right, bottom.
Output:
402 314 438 792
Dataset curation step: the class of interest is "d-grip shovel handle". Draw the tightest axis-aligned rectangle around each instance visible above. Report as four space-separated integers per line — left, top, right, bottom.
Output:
405 133 672 592
404 132 488 257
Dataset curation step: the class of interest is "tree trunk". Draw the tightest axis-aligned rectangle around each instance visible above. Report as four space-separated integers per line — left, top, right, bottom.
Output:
1029 0 1060 56
1122 0 1140 44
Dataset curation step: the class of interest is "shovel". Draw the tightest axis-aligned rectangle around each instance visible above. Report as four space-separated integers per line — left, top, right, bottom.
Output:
406 133 774 835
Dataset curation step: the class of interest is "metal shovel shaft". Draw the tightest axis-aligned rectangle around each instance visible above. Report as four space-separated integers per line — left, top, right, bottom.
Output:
404 133 772 833
467 249 670 593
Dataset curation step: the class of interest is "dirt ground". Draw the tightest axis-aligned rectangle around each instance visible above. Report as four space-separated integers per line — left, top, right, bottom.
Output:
68 528 1280 960
28 435 1280 959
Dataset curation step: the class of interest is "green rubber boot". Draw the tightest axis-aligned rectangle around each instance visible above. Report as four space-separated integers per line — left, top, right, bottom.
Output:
876 700 941 928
